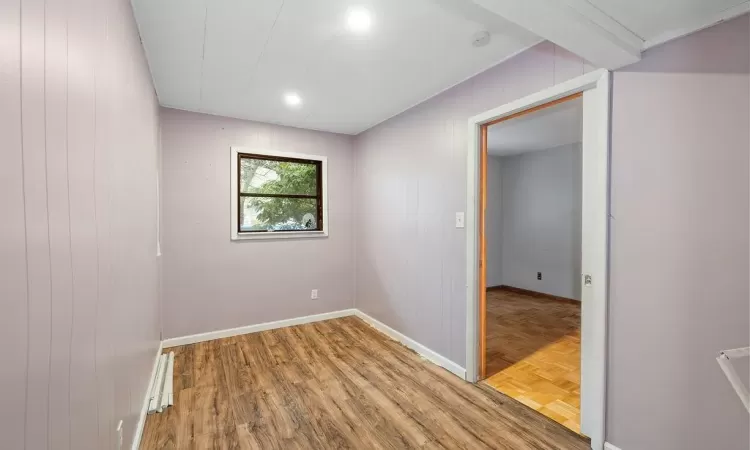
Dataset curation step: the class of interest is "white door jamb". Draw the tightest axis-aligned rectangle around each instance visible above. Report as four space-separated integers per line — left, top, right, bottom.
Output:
464 69 611 450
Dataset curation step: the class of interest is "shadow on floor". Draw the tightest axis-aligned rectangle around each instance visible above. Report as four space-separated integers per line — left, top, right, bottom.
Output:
483 287 582 432
484 287 580 378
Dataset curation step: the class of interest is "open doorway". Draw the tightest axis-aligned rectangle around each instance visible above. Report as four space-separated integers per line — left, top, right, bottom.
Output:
466 70 610 449
483 95 583 433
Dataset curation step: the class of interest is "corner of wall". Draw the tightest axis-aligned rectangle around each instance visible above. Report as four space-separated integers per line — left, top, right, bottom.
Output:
351 133 361 310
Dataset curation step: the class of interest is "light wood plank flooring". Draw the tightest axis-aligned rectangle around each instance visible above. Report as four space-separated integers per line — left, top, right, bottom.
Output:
484 288 581 433
141 316 587 449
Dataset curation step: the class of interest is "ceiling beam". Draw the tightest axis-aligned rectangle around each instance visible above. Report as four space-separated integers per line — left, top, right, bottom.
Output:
456 0 643 69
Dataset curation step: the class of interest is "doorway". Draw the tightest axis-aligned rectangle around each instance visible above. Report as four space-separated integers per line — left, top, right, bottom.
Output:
465 70 610 450
483 93 584 433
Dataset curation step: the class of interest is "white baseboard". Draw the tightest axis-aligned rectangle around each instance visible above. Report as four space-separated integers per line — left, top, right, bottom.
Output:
160 308 466 381
354 310 467 379
131 341 163 450
162 309 357 348
604 443 622 450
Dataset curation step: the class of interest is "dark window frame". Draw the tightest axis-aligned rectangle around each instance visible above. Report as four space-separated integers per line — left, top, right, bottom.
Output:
236 152 324 234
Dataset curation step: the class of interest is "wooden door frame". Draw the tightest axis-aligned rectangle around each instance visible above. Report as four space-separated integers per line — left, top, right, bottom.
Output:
465 69 611 450
476 91 583 381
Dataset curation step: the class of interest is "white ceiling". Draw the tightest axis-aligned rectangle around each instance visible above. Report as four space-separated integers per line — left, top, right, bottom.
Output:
587 0 748 42
132 0 750 135
131 0 541 135
487 97 582 156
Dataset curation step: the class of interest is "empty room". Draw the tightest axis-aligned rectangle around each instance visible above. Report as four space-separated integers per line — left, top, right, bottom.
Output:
3 1 749 450
483 96 584 433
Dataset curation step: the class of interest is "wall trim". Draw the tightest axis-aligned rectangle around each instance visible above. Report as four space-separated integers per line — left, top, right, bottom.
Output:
160 308 466 378
131 341 163 450
354 310 467 379
643 2 750 50
359 39 543 134
465 68 611 450
604 443 622 450
162 309 357 348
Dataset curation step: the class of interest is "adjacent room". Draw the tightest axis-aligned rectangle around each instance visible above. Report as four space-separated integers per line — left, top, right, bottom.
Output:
483 97 583 433
3 1 749 450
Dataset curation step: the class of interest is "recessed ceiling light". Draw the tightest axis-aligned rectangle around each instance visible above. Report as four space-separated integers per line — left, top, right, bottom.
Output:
284 92 302 108
346 7 372 33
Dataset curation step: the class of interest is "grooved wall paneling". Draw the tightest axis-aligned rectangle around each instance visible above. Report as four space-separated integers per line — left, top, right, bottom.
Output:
0 0 161 448
159 108 355 340
353 42 592 367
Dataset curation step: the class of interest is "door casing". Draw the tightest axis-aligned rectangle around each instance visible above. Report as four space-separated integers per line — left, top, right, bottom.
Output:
464 69 611 450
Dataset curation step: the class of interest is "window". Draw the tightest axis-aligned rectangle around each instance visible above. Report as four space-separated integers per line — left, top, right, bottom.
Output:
230 148 327 240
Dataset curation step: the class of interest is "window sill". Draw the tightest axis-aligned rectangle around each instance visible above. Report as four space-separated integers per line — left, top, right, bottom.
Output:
231 230 328 241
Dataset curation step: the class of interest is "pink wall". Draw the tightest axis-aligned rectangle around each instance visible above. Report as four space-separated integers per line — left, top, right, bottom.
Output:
608 16 749 450
0 0 161 448
354 16 749 450
3 1 743 447
159 108 355 339
354 42 592 367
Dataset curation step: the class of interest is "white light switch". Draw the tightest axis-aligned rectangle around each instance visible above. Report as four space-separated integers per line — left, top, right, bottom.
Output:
455 212 465 228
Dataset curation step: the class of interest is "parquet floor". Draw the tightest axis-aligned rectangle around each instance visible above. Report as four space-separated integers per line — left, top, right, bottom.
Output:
141 316 587 449
483 288 581 434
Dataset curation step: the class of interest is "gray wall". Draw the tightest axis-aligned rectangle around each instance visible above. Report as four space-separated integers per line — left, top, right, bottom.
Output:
490 144 582 300
0 0 161 448
353 42 593 367
160 108 355 339
607 16 750 450
485 156 504 287
353 15 749 450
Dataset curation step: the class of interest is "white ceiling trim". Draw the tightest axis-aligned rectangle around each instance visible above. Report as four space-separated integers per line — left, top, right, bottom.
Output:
361 38 542 134
559 0 644 47
129 0 161 99
470 0 642 69
643 1 750 50
158 103 349 136
429 0 534 34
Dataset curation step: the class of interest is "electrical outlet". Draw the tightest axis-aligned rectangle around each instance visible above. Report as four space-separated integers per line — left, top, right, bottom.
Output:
311 289 318 300
537 272 542 280
116 420 123 450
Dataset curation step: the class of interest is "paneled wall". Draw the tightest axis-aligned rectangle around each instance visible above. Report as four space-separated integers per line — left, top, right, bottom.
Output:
354 15 749 450
494 144 582 300
607 16 749 450
159 108 355 339
0 0 161 448
354 42 592 367
485 156 504 288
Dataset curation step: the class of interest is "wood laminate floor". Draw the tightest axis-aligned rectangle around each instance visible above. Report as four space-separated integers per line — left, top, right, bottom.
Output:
141 316 587 449
484 288 581 433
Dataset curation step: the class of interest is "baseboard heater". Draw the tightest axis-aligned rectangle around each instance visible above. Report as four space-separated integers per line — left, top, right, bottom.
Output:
148 352 175 414
717 347 750 412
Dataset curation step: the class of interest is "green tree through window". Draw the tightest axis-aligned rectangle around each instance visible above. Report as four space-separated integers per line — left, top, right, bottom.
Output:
238 153 322 232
